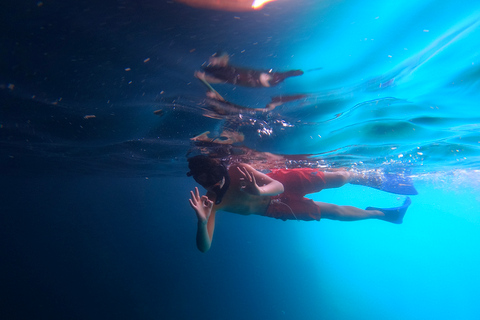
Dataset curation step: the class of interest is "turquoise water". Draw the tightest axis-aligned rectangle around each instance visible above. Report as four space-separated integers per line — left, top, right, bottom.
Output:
1 1 480 319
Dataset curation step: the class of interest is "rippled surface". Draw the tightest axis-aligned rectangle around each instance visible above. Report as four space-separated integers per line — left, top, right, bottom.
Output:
1 0 480 180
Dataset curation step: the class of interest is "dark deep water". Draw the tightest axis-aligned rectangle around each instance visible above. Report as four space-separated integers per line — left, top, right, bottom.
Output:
1 1 480 319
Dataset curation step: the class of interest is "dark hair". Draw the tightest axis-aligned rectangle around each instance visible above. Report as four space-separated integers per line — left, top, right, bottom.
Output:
187 155 230 205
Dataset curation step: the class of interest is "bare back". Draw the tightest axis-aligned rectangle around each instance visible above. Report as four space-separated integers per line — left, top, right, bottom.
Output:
210 163 271 216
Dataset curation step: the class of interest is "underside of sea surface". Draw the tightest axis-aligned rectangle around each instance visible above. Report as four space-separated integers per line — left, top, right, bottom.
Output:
2 2 480 179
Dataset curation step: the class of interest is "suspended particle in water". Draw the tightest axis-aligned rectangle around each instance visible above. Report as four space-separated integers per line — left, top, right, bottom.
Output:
154 109 164 117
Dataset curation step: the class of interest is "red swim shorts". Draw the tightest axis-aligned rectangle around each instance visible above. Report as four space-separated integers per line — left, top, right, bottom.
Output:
264 168 326 221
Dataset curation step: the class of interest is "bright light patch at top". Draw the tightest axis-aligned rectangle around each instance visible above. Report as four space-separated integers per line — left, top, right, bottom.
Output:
252 0 277 10
176 0 278 12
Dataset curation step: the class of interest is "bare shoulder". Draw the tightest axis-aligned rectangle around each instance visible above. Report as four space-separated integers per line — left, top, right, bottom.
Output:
231 162 262 175
235 162 255 170
233 163 274 183
229 162 257 179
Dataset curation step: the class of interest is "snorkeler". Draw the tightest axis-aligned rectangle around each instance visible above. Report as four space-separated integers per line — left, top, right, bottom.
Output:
195 52 304 88
187 155 416 252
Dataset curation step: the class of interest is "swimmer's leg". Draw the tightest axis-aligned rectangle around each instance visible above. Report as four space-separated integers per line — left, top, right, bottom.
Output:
194 71 224 84
195 71 226 101
317 201 385 221
266 94 308 110
317 197 411 224
350 171 418 195
269 70 304 86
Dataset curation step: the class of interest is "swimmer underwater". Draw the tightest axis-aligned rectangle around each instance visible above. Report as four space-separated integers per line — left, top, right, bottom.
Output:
187 155 416 252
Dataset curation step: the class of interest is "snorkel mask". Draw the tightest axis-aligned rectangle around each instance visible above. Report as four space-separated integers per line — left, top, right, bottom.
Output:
187 155 230 205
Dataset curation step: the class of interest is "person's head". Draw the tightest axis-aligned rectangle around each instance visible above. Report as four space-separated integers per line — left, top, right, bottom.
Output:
187 155 230 204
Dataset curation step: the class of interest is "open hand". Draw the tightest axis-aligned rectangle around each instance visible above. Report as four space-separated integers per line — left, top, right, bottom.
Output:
237 166 262 195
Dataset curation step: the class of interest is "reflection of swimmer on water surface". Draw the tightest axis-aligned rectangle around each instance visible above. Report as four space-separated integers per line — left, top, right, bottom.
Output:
195 52 304 88
197 72 307 115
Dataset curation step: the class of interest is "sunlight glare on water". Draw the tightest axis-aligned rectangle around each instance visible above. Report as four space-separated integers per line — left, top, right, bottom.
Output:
252 0 277 10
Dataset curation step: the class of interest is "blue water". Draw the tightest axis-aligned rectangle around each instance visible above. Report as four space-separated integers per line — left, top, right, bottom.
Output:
1 1 480 319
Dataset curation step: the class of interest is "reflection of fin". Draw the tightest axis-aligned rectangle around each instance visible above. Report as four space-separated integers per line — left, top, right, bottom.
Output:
366 197 411 224
352 172 418 195
270 94 308 104
305 67 323 72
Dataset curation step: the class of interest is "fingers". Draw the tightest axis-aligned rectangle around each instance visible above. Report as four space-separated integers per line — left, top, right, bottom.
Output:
237 166 246 179
201 195 213 208
189 191 198 210
190 188 214 210
237 167 248 190
251 173 257 185
189 187 201 206
246 170 253 182
237 166 253 182
190 190 196 201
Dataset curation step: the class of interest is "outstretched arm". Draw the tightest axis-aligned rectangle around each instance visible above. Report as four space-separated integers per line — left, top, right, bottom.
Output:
237 164 284 196
189 187 216 253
